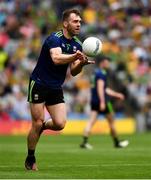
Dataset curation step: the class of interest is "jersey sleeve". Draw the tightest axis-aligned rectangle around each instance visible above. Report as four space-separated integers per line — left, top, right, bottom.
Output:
96 72 105 81
45 35 60 49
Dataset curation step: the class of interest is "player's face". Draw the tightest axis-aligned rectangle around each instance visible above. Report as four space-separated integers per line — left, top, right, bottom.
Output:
103 59 110 69
66 13 82 36
100 59 110 69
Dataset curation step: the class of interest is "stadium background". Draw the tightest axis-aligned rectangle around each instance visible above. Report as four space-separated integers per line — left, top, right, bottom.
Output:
0 0 151 135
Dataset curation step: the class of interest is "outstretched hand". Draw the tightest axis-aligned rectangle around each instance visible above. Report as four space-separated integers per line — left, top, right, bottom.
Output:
75 50 85 61
82 56 95 66
118 93 125 100
75 50 95 66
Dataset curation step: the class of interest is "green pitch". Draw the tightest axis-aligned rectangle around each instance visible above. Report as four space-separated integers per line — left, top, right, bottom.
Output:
0 133 151 179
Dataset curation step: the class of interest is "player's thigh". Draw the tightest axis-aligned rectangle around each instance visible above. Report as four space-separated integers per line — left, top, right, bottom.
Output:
30 103 45 122
46 103 67 124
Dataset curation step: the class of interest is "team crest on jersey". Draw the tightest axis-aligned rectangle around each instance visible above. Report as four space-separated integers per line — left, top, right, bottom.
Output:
73 46 77 52
66 44 71 51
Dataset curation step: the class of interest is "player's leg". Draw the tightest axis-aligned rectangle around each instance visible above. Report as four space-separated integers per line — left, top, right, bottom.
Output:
105 102 129 148
105 101 119 147
105 112 119 147
80 110 98 149
39 88 66 132
45 103 66 130
27 103 45 149
25 103 45 170
25 78 47 170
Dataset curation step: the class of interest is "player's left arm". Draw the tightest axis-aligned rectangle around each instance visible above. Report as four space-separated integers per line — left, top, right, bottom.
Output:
70 58 95 76
106 87 125 100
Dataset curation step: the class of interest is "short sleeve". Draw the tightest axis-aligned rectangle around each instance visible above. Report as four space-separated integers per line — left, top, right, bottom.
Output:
96 71 105 81
45 35 60 49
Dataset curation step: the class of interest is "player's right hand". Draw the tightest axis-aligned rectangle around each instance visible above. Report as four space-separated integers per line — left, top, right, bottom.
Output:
75 50 86 61
100 102 106 111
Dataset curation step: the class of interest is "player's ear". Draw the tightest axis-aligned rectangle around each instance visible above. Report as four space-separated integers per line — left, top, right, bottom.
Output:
63 21 68 28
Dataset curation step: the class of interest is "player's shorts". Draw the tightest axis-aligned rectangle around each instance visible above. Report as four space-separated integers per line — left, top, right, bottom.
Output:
91 101 114 114
27 79 64 106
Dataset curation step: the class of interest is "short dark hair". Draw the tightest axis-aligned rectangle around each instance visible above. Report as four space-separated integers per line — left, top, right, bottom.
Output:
62 9 81 21
96 55 111 64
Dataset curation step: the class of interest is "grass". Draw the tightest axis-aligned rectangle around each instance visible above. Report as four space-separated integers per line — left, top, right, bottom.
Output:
0 133 151 179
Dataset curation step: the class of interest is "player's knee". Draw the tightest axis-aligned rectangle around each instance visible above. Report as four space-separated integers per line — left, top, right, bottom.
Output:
33 119 43 132
54 119 66 130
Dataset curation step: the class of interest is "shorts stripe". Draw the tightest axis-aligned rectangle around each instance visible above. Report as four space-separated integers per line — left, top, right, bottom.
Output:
29 80 35 102
107 101 114 113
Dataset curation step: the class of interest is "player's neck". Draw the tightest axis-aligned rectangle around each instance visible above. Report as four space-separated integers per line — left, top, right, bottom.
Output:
62 29 73 40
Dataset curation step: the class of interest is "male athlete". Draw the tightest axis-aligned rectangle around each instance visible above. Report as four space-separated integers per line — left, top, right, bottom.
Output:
80 56 129 149
25 9 94 170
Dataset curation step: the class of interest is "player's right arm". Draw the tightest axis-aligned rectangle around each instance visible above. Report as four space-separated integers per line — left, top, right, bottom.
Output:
97 79 106 111
47 34 85 65
50 48 84 65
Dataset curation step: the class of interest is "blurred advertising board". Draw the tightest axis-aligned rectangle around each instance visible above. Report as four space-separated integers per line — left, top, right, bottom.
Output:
0 118 135 135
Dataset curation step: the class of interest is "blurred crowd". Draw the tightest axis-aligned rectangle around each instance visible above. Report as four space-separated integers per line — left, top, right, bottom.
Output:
0 0 151 126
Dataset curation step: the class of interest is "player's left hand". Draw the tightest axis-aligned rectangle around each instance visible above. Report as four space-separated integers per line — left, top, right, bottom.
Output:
118 93 125 100
80 56 95 66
